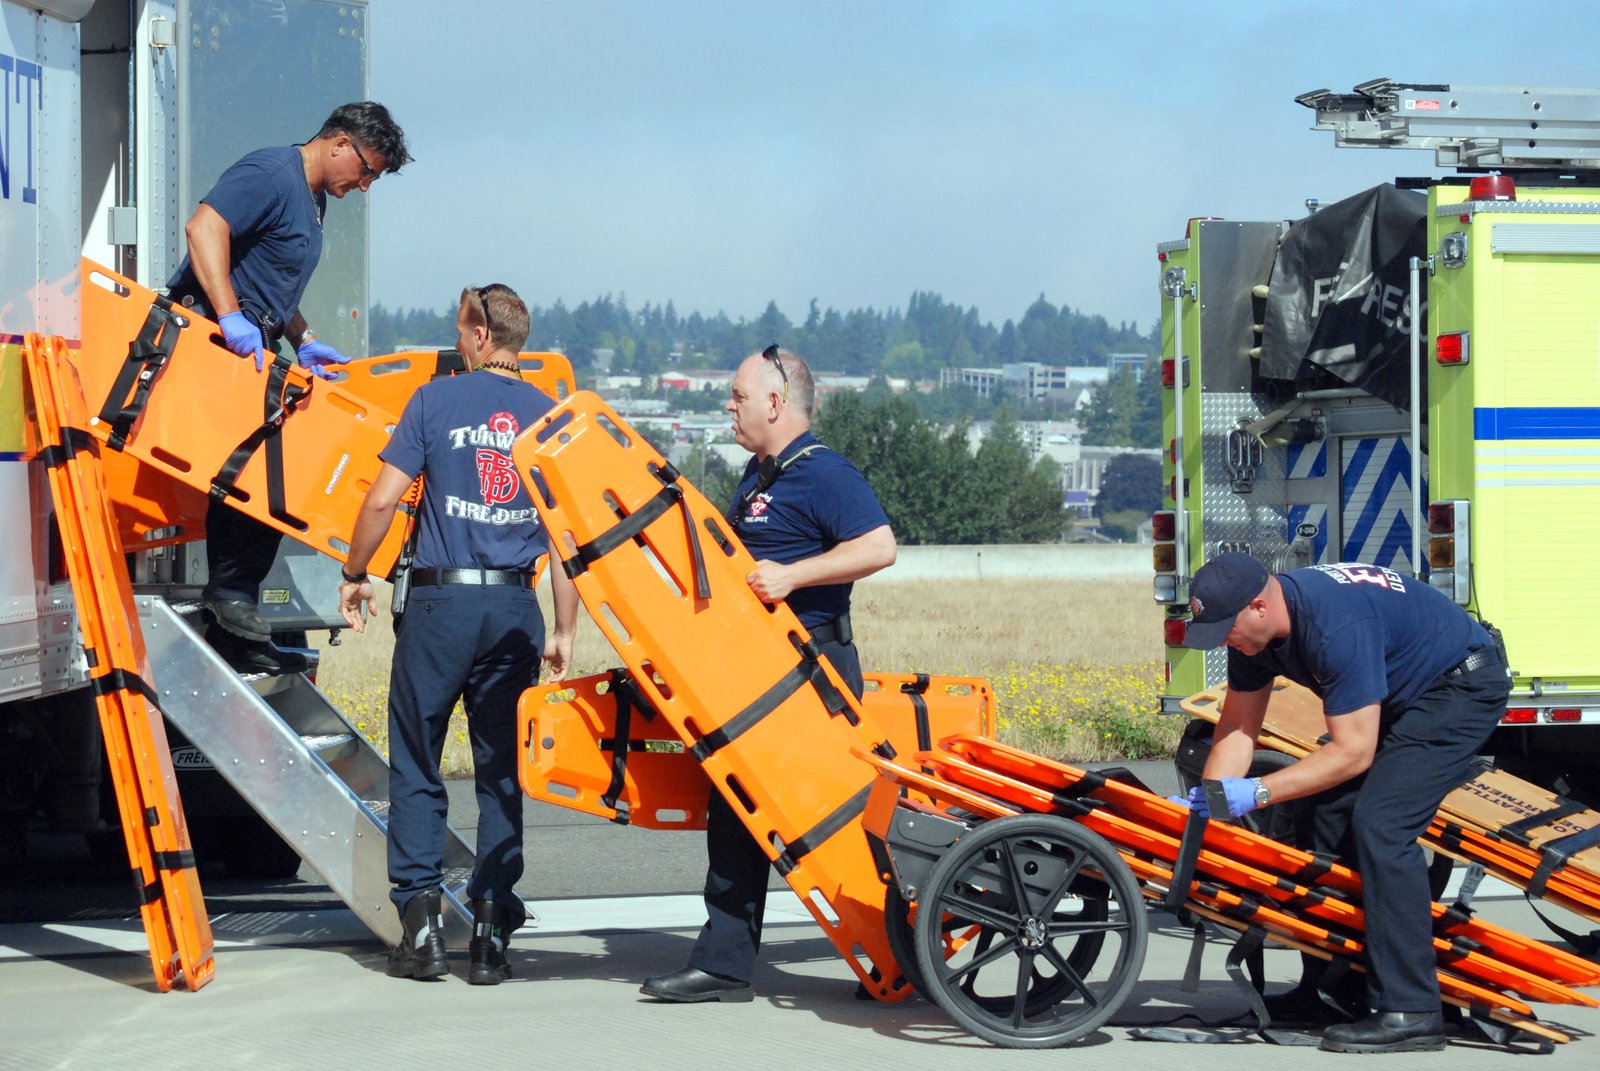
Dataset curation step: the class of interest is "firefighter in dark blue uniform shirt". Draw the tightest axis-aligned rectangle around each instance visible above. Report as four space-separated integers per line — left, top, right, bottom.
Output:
1180 554 1510 1053
338 284 579 985
641 346 896 1004
167 101 410 673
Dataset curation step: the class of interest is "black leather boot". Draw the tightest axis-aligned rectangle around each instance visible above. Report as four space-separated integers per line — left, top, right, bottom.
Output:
1320 1010 1446 1053
387 888 448 980
469 898 514 985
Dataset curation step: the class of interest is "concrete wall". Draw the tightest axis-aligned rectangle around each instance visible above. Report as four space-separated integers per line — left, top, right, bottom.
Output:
862 544 1149 583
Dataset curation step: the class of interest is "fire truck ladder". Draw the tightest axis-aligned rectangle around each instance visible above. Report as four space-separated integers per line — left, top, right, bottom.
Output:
26 335 483 955
1297 78 1600 170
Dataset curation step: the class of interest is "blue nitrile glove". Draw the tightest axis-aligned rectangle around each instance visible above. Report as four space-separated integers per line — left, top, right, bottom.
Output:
1167 794 1194 809
296 337 350 381
1185 779 1260 819
219 311 265 371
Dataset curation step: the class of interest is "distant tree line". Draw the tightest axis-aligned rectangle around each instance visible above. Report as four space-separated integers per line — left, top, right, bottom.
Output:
815 394 1066 545
369 290 1158 384
369 290 1166 544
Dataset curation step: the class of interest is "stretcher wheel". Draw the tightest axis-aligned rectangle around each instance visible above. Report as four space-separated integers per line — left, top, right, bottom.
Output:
884 885 930 997
888 880 1111 1013
913 814 1147 1048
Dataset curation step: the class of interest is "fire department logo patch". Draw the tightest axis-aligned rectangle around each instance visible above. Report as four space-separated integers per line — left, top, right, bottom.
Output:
488 411 520 437
477 449 521 505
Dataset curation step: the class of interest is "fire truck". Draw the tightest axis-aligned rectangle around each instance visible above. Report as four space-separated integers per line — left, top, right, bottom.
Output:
1 0 507 950
1154 79 1600 804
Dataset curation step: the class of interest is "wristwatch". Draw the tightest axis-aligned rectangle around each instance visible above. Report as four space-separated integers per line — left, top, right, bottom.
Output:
341 569 369 584
1252 777 1271 807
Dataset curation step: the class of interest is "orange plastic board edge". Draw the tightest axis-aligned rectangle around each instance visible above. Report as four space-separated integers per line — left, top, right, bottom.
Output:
24 334 216 992
512 393 907 1000
76 259 411 575
861 672 995 742
338 349 575 420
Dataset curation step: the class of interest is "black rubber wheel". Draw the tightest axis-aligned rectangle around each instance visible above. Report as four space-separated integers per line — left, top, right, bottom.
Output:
913 814 1147 1048
888 873 1109 1012
884 884 930 998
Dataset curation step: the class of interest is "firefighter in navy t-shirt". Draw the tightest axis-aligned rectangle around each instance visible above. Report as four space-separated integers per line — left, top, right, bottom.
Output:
641 346 897 1005
167 102 411 674
338 284 579 986
1180 554 1510 1053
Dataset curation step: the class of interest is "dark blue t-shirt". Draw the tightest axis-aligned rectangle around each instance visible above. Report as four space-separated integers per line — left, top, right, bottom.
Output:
727 431 890 628
167 145 326 328
381 372 556 571
1228 562 1493 717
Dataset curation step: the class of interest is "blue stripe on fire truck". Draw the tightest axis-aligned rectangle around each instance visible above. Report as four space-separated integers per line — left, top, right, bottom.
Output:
1474 407 1600 440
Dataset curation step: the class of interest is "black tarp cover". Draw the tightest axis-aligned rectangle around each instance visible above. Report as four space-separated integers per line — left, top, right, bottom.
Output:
1260 184 1427 410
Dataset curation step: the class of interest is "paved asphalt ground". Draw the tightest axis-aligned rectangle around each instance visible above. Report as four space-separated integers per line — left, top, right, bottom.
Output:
4 765 1599 1069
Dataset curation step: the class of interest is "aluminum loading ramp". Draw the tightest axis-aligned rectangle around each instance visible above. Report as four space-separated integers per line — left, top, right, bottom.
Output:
135 596 480 948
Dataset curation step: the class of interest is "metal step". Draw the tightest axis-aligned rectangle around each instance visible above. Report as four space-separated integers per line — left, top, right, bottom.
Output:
136 594 483 948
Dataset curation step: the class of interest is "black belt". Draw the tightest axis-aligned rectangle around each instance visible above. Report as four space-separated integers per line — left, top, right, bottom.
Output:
808 612 853 647
1446 647 1502 678
167 291 285 342
411 568 533 588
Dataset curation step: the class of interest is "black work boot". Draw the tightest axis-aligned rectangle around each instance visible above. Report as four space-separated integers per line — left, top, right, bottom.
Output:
204 624 309 676
203 595 271 641
1320 1010 1446 1053
469 898 515 985
388 888 448 980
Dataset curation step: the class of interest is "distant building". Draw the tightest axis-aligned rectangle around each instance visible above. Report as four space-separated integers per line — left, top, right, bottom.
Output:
938 362 1112 401
659 369 735 392
1108 352 1149 380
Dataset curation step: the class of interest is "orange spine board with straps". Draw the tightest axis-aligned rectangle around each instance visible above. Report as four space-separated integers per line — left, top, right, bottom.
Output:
918 749 1596 1008
518 669 993 827
947 732 1600 986
510 393 911 1001
23 334 215 992
77 259 410 574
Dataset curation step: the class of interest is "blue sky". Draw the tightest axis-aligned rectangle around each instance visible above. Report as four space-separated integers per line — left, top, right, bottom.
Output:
368 1 1600 335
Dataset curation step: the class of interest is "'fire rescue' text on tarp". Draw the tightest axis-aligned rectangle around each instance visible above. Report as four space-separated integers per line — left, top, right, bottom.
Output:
1260 183 1426 409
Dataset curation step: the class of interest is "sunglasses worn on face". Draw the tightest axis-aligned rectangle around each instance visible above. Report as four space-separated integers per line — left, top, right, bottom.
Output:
762 343 789 402
347 135 379 181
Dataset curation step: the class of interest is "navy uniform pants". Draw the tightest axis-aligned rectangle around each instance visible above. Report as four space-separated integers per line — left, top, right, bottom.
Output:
386 583 543 922
203 500 283 605
687 637 864 983
1306 653 1509 1012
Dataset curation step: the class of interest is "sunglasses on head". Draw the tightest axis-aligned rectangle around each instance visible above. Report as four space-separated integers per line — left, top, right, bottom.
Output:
762 343 789 402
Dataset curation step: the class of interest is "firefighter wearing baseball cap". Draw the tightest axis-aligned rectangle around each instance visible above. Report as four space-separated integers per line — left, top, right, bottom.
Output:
1179 553 1509 1053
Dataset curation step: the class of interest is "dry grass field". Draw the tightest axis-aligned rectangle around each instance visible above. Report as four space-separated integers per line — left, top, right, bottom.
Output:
314 575 1174 776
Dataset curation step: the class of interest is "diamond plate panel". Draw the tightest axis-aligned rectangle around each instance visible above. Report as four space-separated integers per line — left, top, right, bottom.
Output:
1199 392 1293 570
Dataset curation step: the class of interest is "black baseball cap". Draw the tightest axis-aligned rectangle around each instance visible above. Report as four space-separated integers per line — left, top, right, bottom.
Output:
1181 552 1270 649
